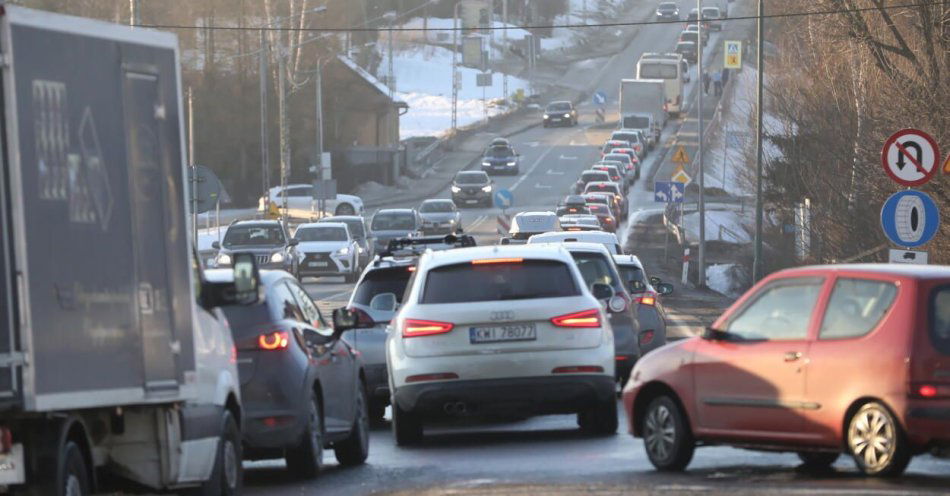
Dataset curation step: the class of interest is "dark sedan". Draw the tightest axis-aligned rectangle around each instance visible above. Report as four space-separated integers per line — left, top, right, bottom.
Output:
481 144 520 175
451 171 494 207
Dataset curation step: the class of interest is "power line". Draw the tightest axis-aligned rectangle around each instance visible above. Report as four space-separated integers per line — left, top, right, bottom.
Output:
134 1 945 33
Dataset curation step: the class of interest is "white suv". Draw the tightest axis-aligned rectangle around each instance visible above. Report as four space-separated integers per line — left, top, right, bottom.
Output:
386 244 618 445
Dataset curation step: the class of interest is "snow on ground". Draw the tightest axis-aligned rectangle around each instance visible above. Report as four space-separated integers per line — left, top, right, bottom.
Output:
683 209 752 244
392 45 529 138
706 263 747 297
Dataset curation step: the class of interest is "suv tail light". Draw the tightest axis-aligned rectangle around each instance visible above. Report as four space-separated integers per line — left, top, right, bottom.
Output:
402 319 454 338
551 309 601 328
258 331 290 350
635 292 658 306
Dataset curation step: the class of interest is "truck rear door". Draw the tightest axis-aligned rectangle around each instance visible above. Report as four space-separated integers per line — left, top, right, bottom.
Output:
122 69 180 396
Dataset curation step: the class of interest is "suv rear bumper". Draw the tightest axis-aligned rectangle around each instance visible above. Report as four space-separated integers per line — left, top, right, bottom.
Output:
393 375 615 417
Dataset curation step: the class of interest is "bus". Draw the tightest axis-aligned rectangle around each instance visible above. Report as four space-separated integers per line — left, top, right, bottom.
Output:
636 53 685 117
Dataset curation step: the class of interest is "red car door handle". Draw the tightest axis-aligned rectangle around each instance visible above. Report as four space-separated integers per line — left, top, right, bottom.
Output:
784 351 803 362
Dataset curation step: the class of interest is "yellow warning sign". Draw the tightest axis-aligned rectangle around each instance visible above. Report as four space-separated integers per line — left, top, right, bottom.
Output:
724 40 742 69
672 146 691 164
944 154 950 174
672 165 692 185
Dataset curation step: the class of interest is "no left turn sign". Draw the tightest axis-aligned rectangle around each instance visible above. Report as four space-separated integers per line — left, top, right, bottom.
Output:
881 129 940 187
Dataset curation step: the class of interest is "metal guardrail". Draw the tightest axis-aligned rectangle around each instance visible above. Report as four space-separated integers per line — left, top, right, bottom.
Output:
415 138 444 166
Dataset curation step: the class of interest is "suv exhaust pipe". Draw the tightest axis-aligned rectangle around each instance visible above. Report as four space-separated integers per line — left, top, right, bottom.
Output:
442 402 468 416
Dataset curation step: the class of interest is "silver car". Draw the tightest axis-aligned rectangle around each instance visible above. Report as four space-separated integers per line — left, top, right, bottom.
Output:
419 199 462 235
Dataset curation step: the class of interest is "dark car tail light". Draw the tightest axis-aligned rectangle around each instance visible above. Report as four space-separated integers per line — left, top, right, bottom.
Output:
551 309 601 328
258 331 290 350
552 365 604 374
402 319 454 338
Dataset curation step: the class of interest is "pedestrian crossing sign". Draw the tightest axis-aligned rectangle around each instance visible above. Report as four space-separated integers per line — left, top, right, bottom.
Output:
725 41 742 69
672 145 691 164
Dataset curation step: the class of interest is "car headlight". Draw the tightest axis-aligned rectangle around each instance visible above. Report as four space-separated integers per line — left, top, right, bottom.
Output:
271 252 285 263
451 185 461 193
215 253 232 266
543 114 550 119
482 161 491 167
337 246 350 256
564 113 571 118
481 185 492 193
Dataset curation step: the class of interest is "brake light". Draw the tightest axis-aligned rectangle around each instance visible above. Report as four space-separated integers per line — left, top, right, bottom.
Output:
615 356 629 361
472 258 523 265
408 266 416 272
636 293 657 306
918 385 937 398
552 366 604 374
567 227 582 231
402 319 454 338
551 309 601 328
604 217 614 224
259 331 290 350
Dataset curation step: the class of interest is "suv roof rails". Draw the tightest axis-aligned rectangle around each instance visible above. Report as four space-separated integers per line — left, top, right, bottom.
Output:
373 234 477 266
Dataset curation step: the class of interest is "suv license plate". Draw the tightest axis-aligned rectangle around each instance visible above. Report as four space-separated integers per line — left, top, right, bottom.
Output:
469 324 537 344
309 262 329 267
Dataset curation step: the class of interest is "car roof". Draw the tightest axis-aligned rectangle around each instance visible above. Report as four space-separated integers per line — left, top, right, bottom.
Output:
321 215 364 221
375 208 415 215
587 181 620 188
782 263 950 280
421 199 454 204
514 211 557 218
230 220 281 227
297 222 348 230
529 231 620 244
204 268 291 286
456 171 489 177
612 254 644 268
418 243 575 269
559 241 613 255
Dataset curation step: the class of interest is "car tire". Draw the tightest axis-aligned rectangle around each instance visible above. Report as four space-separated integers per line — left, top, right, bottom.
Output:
642 396 695 472
369 401 387 425
392 402 423 446
285 393 324 479
334 383 370 466
847 402 911 477
186 411 242 496
335 203 356 216
578 397 618 435
798 451 840 470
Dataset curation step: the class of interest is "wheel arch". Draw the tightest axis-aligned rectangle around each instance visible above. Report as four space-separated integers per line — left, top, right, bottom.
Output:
632 381 691 438
840 396 904 450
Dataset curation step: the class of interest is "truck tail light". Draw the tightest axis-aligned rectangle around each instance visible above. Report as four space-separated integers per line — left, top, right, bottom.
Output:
551 309 601 328
402 319 454 338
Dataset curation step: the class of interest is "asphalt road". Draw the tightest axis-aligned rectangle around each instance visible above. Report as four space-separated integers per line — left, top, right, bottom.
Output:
272 2 950 494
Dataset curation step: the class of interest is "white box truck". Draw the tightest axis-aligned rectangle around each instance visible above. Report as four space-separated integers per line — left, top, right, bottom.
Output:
619 79 666 148
0 5 259 494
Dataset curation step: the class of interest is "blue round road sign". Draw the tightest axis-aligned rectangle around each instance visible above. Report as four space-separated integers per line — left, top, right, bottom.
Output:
493 188 514 210
880 190 940 248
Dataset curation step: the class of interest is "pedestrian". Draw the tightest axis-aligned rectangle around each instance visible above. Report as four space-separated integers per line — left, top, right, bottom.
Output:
721 67 730 86
712 70 723 97
702 71 711 95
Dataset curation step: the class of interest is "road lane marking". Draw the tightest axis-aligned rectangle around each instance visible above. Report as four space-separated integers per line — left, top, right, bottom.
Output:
559 155 578 160
546 169 565 175
511 145 558 192
534 183 552 189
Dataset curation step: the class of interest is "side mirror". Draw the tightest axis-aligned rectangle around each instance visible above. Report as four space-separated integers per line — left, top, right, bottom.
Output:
591 282 614 301
288 238 300 247
649 276 662 286
332 307 359 332
500 237 511 245
702 326 726 341
369 293 398 313
656 282 674 296
211 241 221 250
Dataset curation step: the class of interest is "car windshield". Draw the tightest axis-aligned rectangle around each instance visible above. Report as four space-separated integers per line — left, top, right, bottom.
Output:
486 147 514 158
455 173 488 185
618 265 648 293
546 102 572 112
352 266 413 306
335 219 366 239
581 172 610 184
622 115 651 129
569 252 624 294
372 213 415 231
420 201 455 213
223 225 285 247
295 226 347 242
659 3 676 10
421 260 579 303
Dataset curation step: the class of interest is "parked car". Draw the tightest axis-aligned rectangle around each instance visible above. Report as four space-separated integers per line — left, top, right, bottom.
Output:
294 222 361 282
543 100 579 127
563 242 642 384
210 269 369 477
419 199 462 235
319 215 373 269
214 220 300 277
451 171 494 208
482 143 521 175
258 183 364 218
382 244 619 445
505 211 562 244
623 264 950 477
612 255 673 358
369 209 424 253
656 1 680 20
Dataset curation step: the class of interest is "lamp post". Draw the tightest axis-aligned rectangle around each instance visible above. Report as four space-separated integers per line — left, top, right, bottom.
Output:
696 0 707 288
753 0 765 282
451 1 462 134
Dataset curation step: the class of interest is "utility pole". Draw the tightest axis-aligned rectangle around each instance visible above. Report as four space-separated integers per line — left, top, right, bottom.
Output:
259 29 271 204
502 0 508 104
129 0 139 26
696 0 706 288
451 1 462 134
187 87 197 243
387 11 396 101
277 45 290 231
753 0 765 282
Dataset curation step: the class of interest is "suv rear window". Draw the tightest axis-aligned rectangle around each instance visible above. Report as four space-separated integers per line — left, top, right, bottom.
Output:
931 286 950 354
353 267 414 306
421 260 579 303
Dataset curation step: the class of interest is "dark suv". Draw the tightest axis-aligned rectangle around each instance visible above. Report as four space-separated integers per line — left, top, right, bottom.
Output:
656 1 680 20
451 171 494 207
209 269 369 477
482 144 520 175
214 220 300 277
543 101 578 127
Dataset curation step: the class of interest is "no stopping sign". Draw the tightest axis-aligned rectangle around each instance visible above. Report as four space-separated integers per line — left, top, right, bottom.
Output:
880 190 940 247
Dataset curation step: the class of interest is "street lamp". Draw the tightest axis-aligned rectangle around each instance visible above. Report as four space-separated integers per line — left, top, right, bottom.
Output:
451 1 462 134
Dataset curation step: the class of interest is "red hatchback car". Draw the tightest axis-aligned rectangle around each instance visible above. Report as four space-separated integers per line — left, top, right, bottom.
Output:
622 264 950 477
